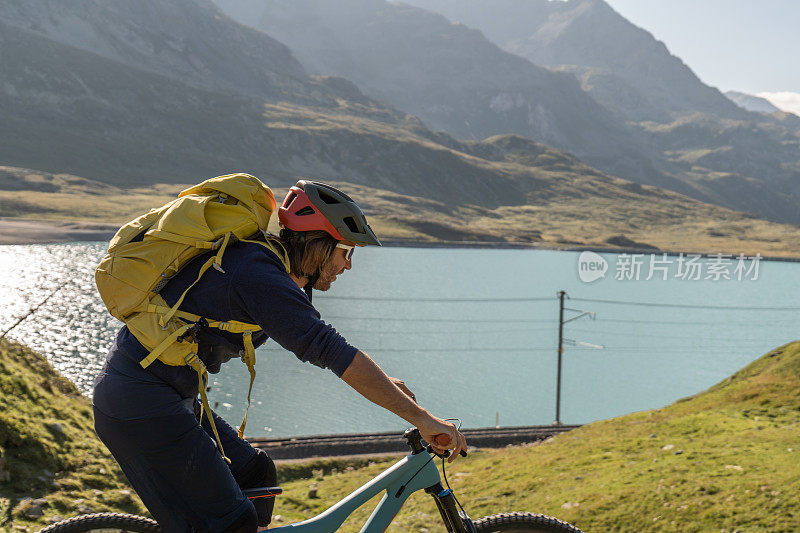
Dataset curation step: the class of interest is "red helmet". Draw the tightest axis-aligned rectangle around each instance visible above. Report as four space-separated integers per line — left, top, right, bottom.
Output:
278 181 381 246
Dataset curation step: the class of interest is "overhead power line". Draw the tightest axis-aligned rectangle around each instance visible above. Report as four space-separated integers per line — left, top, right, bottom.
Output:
595 317 798 326
320 295 555 303
567 347 769 353
570 297 800 311
568 328 772 342
342 326 556 334
324 315 556 324
262 347 559 353
262 345 767 354
0 280 70 340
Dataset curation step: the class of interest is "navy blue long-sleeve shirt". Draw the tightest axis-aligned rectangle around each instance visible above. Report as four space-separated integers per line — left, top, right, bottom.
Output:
94 241 357 412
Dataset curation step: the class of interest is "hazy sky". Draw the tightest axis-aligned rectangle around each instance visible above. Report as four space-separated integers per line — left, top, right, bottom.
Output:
603 0 798 95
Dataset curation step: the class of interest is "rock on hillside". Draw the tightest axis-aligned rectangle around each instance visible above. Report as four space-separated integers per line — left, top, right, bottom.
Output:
211 0 670 187
0 339 146 529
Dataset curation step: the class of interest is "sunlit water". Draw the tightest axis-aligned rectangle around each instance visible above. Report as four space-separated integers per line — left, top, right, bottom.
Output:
1 243 797 438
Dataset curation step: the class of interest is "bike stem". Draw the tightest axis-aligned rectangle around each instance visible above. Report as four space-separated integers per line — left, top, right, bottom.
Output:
404 428 474 533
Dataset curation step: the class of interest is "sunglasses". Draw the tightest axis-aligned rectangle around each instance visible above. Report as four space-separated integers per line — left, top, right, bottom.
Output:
335 243 355 261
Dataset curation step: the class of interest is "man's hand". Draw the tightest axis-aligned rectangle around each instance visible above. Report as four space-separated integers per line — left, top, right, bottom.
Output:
417 416 467 463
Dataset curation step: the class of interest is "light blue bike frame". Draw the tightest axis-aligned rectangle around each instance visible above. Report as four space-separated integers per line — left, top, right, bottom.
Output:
271 450 442 532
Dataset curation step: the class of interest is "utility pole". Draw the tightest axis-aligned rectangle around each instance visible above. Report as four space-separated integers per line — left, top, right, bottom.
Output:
555 290 565 425
553 290 601 426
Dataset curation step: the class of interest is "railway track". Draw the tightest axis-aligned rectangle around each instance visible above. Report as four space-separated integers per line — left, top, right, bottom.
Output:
247 424 580 460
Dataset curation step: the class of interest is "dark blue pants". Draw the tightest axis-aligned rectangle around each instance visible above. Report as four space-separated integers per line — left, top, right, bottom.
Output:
93 359 260 533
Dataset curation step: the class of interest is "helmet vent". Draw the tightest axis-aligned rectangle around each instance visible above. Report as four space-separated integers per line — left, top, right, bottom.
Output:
285 192 297 206
343 216 360 233
318 190 340 205
296 206 316 216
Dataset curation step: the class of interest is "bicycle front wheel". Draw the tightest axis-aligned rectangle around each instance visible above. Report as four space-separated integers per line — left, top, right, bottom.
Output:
36 513 161 533
473 512 583 533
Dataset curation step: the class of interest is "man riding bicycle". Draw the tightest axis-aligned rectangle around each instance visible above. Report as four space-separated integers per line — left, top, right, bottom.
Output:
92 180 467 533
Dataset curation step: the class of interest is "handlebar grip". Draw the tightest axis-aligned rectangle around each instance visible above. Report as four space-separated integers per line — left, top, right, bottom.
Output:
434 434 451 446
433 434 468 457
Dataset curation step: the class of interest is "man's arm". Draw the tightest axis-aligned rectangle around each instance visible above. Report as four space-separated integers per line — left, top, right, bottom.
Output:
341 351 467 461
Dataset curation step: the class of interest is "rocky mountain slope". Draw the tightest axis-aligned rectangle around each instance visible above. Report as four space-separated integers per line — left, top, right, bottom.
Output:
210 0 669 187
395 0 800 224
0 5 528 205
0 0 314 104
0 0 696 213
406 0 749 123
3 0 800 231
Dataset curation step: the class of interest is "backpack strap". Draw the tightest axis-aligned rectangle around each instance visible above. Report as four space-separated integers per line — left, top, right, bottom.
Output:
240 236 291 274
145 305 260 334
184 352 231 464
239 330 256 440
159 232 233 326
139 323 197 369
141 305 261 446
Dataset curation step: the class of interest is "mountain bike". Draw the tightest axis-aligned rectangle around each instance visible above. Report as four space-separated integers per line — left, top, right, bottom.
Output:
37 428 582 533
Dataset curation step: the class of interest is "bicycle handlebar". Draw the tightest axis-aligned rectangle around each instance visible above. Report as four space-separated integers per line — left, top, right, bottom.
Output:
434 434 468 457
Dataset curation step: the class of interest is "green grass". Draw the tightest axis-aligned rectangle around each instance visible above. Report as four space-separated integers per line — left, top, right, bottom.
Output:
1 338 799 531
0 339 146 531
271 343 800 532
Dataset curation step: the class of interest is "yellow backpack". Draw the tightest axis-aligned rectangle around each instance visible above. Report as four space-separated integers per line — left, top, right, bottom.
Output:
95 173 290 462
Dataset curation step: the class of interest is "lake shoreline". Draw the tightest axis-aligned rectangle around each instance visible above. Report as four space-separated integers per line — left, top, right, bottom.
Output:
2 216 799 262
0 217 119 245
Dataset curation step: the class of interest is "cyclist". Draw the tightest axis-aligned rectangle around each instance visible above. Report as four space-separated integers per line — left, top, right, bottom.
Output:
92 180 467 533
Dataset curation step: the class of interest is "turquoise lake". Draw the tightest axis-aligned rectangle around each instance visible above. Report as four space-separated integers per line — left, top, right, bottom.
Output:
1 243 797 438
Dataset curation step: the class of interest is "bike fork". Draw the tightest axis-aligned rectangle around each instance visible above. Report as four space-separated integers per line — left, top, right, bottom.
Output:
425 483 476 533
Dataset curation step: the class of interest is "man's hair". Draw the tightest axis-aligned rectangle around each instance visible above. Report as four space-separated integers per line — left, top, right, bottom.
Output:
279 228 338 279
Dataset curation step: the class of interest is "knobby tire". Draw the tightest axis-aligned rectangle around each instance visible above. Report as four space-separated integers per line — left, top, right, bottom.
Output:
36 513 161 533
473 512 583 533
36 510 581 533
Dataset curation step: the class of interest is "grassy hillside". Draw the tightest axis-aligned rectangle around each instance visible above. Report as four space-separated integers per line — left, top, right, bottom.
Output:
0 339 146 531
1 337 798 531
272 343 800 532
4 165 800 257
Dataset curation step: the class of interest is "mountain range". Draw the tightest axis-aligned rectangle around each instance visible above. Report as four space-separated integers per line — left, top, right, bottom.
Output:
211 0 676 189
305 0 800 224
2 0 800 244
0 0 538 206
402 0 754 123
